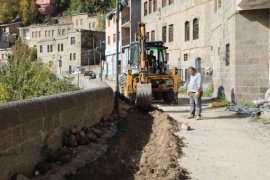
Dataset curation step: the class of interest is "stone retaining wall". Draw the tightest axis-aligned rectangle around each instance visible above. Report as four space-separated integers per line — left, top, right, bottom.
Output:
0 85 114 179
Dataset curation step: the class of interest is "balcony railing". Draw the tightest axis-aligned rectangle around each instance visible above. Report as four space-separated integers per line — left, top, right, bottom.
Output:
122 37 130 46
121 15 130 25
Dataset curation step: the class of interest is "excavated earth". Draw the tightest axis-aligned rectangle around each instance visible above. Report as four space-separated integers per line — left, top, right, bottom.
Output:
32 103 188 180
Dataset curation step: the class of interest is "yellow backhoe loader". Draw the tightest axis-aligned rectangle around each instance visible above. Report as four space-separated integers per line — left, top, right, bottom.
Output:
120 23 179 109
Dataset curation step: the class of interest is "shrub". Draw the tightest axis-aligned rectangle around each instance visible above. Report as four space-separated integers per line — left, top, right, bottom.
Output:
203 84 214 97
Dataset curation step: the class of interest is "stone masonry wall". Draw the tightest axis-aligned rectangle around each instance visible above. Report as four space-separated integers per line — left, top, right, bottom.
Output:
0 85 114 179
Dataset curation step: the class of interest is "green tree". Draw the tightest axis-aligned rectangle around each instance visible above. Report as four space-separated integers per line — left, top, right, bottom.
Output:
96 13 106 31
20 0 38 26
69 0 116 14
0 39 77 103
0 0 19 24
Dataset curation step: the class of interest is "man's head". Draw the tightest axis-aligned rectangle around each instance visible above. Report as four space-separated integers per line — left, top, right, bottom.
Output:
149 50 154 55
188 66 197 76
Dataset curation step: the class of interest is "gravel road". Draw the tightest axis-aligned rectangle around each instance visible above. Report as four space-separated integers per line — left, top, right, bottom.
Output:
158 97 270 180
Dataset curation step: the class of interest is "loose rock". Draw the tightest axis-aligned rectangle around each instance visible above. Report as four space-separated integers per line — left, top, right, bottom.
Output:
35 161 52 175
91 128 103 137
66 135 78 148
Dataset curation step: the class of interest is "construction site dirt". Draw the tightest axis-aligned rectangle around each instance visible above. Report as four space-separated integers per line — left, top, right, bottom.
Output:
31 102 188 180
67 104 188 180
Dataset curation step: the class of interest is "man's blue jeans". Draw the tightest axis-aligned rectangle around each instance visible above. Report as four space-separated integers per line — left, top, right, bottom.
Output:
190 92 203 116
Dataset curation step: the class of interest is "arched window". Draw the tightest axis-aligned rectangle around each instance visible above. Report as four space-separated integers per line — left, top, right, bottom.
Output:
193 18 199 40
185 21 190 41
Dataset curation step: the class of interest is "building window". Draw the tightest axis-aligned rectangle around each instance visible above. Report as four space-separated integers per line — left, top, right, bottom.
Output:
153 0 157 12
45 31 47 37
108 36 111 45
92 22 96 29
58 29 61 35
80 19 83 25
146 32 149 41
113 34 116 43
58 44 60 52
52 30 55 37
71 37 75 45
149 0 152 14
32 32 34 38
144 2 148 16
61 44 64 51
185 21 190 41
218 0 222 8
39 31 41 37
108 20 110 27
184 54 188 61
151 30 155 41
40 45 43 53
169 24 174 42
47 45 53 52
169 0 174 5
193 18 199 40
162 26 167 42
35 31 37 37
70 53 72 60
166 53 169 62
214 0 222 12
73 53 76 60
76 19 79 25
62 29 65 35
225 43 230 66
48 30 51 37
162 0 167 7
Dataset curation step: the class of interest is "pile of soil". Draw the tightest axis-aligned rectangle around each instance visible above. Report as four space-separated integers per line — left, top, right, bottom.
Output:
68 105 188 180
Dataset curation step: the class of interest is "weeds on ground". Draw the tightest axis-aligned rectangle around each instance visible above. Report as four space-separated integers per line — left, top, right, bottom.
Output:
239 100 257 108
179 86 187 95
62 128 70 146
203 84 214 97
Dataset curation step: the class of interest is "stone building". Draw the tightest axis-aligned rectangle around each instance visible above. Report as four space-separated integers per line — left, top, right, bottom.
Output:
141 0 270 102
0 22 21 66
72 13 98 31
141 0 212 81
105 0 141 79
211 0 270 102
19 24 105 74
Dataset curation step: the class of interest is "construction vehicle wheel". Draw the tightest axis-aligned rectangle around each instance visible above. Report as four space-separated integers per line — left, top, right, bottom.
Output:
163 90 175 104
120 74 127 94
136 83 152 110
153 92 163 100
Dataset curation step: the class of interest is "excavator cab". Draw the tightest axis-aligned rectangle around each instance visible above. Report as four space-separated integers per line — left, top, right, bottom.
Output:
120 23 179 109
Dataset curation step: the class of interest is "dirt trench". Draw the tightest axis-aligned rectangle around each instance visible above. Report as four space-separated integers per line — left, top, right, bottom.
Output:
67 104 188 180
30 103 188 180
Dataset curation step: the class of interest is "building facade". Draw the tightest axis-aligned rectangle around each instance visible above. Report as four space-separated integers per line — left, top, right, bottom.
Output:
105 0 141 79
0 22 21 66
141 0 212 80
141 0 270 102
19 24 105 74
212 0 270 102
72 13 98 31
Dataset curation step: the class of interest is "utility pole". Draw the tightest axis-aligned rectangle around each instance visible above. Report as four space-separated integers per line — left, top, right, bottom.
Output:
106 0 129 114
115 0 120 114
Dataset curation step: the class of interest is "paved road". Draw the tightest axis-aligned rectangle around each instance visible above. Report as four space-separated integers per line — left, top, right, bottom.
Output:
158 97 270 180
